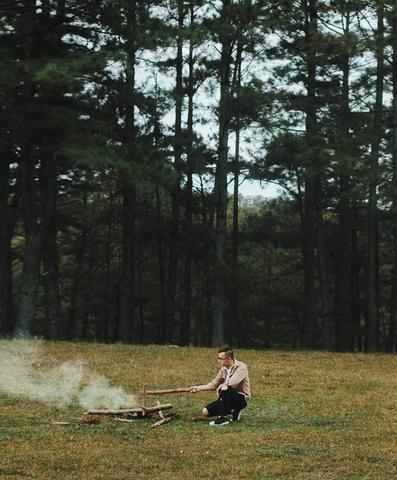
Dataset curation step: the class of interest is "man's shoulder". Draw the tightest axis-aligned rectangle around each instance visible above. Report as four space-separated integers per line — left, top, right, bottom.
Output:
235 359 248 370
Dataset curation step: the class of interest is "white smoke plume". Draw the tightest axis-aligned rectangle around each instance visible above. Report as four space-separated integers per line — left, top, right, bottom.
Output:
0 340 137 410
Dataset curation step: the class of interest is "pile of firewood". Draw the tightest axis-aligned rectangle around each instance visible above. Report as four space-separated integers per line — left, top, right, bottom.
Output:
87 401 174 428
85 385 189 427
52 386 195 428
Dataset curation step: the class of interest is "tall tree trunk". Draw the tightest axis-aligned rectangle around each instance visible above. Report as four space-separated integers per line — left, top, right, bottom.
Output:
180 0 195 346
198 180 213 346
231 128 241 346
315 176 332 349
118 0 137 343
388 2 397 352
119 183 136 342
212 0 232 346
16 146 42 336
335 13 352 351
67 193 89 340
351 202 361 351
151 93 167 344
101 195 116 343
165 0 185 343
367 1 384 352
15 0 40 337
230 32 243 347
302 0 318 349
156 186 167 343
0 158 16 336
40 156 63 339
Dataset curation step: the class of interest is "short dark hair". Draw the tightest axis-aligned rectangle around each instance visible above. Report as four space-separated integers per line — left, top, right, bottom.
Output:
218 345 234 359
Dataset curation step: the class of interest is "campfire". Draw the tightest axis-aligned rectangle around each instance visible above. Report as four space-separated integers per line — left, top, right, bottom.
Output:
85 385 190 427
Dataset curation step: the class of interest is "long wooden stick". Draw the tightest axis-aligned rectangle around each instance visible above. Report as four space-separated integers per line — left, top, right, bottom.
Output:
141 383 147 416
86 403 173 415
141 387 191 395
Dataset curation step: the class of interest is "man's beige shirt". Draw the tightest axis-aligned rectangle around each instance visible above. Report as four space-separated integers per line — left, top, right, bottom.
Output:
196 359 251 397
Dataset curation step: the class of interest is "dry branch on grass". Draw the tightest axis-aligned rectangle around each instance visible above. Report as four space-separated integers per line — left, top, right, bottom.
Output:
151 417 172 427
113 417 135 423
150 401 173 427
51 416 101 426
86 403 173 416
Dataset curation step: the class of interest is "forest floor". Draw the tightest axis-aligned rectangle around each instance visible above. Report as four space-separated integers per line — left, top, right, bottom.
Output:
1 341 397 479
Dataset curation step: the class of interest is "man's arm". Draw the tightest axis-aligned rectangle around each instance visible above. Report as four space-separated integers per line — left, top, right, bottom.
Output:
190 369 225 393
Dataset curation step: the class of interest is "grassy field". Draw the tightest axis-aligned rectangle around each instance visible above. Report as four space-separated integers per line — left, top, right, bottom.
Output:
1 341 397 480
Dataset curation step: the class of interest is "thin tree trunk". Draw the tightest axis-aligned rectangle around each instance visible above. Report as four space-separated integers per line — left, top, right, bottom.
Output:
81 236 95 340
388 2 397 352
367 1 384 352
165 0 185 344
335 13 352 351
315 176 332 350
119 183 136 343
118 0 137 343
302 0 318 349
181 0 195 346
152 95 167 344
156 186 167 343
102 196 115 343
212 0 232 346
40 156 63 339
16 143 42 337
67 194 89 340
230 33 243 346
351 202 361 351
0 158 16 336
231 128 241 346
15 1 40 337
198 179 213 346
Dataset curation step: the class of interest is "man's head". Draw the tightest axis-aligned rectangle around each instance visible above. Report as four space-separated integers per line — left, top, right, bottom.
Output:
217 345 235 368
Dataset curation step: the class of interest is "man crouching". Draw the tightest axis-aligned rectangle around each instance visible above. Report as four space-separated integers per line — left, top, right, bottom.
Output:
189 346 251 426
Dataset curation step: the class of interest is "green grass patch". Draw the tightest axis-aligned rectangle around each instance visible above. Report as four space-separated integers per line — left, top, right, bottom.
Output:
1 342 397 479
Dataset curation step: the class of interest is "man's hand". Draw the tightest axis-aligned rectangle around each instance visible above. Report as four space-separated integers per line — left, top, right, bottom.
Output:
218 383 228 391
189 386 199 393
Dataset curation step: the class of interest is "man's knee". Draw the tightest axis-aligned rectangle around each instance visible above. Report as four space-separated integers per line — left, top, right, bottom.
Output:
202 407 209 417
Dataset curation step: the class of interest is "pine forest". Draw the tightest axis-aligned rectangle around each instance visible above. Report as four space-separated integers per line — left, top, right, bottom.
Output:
2 0 397 352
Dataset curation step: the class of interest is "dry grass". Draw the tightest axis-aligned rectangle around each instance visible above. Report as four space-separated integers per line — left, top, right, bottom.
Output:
1 342 397 479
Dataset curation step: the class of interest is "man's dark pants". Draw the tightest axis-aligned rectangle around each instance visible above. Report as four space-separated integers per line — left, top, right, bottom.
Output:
205 387 248 417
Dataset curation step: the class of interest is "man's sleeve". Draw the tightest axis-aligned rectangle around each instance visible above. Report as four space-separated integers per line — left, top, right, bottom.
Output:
196 369 225 391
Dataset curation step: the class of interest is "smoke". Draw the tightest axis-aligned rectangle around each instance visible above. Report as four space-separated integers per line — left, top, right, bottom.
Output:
0 340 137 410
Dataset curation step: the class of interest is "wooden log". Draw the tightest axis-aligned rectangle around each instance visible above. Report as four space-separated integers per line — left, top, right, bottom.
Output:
150 400 173 427
124 412 139 418
157 400 166 420
141 383 147 417
141 387 191 395
151 417 171 428
113 417 135 423
86 403 173 416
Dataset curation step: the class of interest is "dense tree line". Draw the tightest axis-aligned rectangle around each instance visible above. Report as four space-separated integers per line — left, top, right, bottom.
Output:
1 0 397 351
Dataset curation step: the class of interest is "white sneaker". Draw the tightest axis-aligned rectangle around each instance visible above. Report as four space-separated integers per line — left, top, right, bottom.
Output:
209 417 230 426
